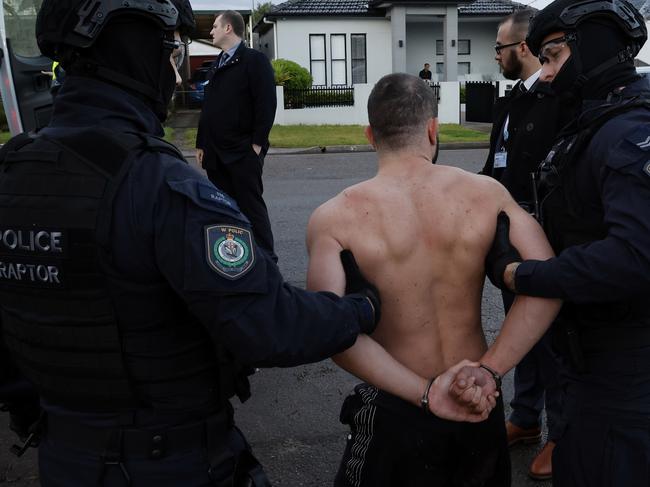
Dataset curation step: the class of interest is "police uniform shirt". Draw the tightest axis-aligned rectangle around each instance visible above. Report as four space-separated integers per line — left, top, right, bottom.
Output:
515 76 650 303
34 77 372 369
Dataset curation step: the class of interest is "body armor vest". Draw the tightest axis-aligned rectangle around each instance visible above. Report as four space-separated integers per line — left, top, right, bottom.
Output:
0 128 249 413
537 131 608 254
537 95 650 339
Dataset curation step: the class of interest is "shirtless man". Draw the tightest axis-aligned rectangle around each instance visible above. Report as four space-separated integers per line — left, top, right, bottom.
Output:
306 73 561 487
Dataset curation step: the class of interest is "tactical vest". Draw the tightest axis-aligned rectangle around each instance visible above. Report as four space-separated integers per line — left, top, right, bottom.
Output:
0 128 250 413
537 131 608 254
537 95 650 336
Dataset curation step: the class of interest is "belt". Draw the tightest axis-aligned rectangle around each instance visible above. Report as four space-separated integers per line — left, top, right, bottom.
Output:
46 409 232 460
584 350 650 374
580 326 650 352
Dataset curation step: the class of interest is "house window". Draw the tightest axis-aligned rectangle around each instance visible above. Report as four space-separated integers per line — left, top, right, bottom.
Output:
351 34 367 84
437 39 471 55
435 62 470 76
310 34 327 85
331 34 347 85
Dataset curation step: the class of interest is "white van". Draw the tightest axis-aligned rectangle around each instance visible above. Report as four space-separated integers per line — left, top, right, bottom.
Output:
637 65 650 78
0 1 52 135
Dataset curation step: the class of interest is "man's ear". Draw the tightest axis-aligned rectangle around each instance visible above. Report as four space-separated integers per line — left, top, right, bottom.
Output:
520 42 535 60
364 126 376 147
427 118 439 146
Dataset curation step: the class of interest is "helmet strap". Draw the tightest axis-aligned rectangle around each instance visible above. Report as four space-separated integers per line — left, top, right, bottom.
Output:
574 45 637 91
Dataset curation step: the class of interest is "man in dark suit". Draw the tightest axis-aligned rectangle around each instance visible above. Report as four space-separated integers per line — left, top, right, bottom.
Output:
480 9 573 481
196 10 277 260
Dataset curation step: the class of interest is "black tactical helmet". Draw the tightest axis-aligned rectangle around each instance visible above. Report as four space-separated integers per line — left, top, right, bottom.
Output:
526 0 647 57
36 0 196 60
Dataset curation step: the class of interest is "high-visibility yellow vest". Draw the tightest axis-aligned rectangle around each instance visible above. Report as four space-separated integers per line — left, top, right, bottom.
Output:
52 61 61 81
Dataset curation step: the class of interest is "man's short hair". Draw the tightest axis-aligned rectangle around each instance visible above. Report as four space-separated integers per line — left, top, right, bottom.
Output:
217 10 245 38
368 73 438 151
424 63 430 67
500 9 535 42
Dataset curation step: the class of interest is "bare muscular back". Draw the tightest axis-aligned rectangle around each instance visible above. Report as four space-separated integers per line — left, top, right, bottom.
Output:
313 163 504 379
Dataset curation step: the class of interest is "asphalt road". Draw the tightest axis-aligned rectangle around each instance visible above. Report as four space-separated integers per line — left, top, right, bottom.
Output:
0 148 552 486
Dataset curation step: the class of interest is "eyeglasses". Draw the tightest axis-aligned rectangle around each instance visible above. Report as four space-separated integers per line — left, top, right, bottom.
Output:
494 41 523 54
537 33 575 64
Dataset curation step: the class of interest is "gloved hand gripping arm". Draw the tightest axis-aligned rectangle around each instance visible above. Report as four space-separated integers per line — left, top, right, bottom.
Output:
485 211 522 291
340 249 381 333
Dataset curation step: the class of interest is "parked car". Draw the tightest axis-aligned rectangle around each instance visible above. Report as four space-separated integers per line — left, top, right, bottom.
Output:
188 66 211 107
637 65 650 79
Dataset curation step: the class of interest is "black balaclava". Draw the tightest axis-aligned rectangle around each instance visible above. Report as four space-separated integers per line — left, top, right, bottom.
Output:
527 0 645 102
564 19 639 99
67 17 176 121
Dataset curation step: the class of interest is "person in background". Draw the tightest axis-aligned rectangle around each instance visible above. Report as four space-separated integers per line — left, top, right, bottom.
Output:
419 62 433 82
195 10 278 261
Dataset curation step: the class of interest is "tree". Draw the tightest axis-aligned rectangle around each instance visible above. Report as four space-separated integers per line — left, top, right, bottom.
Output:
252 1 274 26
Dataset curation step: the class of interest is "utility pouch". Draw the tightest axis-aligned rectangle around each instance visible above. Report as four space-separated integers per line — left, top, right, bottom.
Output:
553 311 587 373
339 390 363 426
209 446 270 487
232 450 271 487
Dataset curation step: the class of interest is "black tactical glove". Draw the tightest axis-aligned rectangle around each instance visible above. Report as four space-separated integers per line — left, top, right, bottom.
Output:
340 249 381 333
8 403 41 441
1 377 41 441
485 211 522 290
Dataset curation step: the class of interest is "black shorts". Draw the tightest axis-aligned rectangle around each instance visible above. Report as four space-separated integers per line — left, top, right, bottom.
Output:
334 383 510 487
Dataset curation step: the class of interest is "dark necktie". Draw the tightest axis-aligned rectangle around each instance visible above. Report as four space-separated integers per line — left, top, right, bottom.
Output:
219 53 229 68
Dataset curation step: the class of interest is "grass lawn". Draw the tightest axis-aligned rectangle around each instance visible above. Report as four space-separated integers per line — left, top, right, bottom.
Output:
0 132 12 144
181 123 488 149
438 124 490 143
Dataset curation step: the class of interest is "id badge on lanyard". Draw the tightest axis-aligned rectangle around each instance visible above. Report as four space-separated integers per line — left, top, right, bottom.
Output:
494 116 509 169
494 151 508 168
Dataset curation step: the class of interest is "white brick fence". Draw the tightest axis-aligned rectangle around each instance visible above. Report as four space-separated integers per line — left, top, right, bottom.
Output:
274 82 462 126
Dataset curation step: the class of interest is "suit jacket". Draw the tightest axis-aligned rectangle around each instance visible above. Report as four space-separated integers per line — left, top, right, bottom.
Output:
196 42 277 166
481 80 572 206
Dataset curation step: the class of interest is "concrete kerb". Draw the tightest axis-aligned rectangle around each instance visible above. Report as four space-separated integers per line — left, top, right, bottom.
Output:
181 141 489 159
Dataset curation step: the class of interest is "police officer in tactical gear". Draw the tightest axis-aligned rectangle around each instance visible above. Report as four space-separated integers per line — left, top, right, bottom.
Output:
0 1 385 485
460 1 650 486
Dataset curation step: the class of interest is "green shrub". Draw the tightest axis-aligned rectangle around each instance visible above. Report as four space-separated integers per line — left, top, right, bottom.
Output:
271 59 312 90
460 86 466 104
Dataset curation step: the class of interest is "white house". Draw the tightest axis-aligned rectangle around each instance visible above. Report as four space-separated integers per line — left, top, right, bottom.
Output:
255 0 529 85
255 0 650 125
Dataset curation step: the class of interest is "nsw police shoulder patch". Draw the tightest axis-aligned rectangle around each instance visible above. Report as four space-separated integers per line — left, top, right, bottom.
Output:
205 225 255 280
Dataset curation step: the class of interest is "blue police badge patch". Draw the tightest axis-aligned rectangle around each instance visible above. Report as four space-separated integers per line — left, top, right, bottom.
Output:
205 225 255 279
